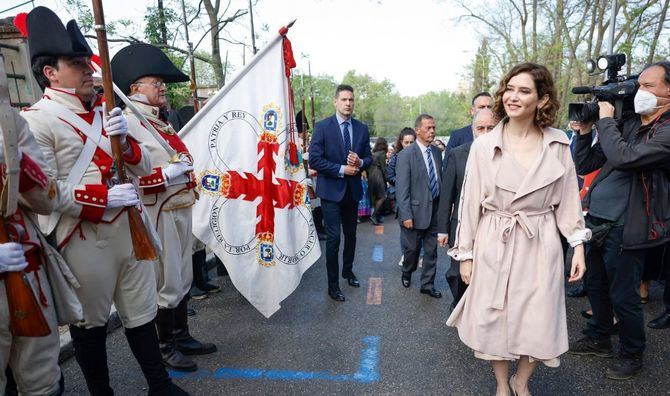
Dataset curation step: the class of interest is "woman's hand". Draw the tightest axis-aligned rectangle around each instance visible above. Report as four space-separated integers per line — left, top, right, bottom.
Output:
460 259 473 285
568 244 586 282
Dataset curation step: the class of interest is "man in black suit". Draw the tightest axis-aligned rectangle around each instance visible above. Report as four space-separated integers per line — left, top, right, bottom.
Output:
309 85 372 302
396 114 443 298
438 109 497 306
443 92 492 173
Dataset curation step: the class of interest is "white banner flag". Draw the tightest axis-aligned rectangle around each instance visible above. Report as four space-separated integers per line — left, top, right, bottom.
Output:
179 24 320 318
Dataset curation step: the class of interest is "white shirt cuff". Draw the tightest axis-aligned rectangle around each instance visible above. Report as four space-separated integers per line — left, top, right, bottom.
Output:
438 233 448 238
567 228 592 247
338 165 345 178
448 247 473 261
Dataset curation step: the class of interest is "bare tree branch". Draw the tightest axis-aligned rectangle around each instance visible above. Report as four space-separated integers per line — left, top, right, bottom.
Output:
84 34 212 63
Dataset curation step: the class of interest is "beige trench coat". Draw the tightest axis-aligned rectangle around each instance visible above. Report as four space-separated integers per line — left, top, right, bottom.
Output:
447 123 590 364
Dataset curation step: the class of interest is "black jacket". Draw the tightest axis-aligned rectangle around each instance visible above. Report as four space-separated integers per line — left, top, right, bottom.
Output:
574 110 670 249
437 142 471 246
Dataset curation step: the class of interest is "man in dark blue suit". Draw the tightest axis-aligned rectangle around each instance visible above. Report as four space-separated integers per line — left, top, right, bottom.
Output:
309 84 372 302
443 92 492 173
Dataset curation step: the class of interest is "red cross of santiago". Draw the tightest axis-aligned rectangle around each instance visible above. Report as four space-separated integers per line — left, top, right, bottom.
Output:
221 133 305 243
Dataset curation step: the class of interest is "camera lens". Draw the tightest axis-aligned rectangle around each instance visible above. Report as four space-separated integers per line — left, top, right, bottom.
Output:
568 102 600 123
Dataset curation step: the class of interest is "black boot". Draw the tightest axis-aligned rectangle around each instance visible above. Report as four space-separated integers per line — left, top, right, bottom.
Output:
69 324 114 396
174 296 217 356
155 308 198 372
5 367 17 396
215 256 229 277
125 319 190 395
193 250 221 294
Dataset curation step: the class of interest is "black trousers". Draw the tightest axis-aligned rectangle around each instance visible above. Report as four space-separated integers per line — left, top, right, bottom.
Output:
446 258 467 306
640 244 670 310
400 201 438 289
585 217 646 356
321 188 358 291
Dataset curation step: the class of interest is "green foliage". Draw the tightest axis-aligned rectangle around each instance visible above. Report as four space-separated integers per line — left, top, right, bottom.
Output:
291 71 470 138
144 5 181 45
64 0 93 33
162 51 191 109
63 0 123 35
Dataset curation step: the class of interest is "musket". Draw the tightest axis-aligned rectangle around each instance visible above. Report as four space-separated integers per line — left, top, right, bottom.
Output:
0 56 50 337
91 0 158 261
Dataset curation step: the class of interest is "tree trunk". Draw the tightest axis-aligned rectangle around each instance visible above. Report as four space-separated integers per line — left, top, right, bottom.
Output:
646 0 670 63
203 0 225 88
532 0 538 61
157 0 168 45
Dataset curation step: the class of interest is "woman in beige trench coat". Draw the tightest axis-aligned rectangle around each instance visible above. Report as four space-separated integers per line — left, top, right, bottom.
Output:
447 63 590 396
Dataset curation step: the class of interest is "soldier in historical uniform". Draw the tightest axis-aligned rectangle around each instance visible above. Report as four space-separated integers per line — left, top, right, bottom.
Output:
0 108 63 395
22 7 187 395
111 43 216 372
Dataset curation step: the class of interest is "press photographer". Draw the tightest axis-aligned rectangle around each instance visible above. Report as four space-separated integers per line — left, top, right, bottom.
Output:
568 61 670 380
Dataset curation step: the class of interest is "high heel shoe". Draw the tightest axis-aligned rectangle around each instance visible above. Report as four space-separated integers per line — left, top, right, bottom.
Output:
509 374 532 396
509 375 518 396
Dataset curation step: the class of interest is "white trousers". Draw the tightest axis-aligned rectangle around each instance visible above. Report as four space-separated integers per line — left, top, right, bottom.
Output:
0 267 61 395
61 218 158 329
153 207 193 308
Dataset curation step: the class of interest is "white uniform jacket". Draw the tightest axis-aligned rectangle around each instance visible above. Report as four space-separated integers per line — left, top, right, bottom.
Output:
125 100 195 221
21 88 153 249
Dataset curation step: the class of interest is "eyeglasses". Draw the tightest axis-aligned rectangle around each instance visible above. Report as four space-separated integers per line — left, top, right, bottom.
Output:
134 81 166 89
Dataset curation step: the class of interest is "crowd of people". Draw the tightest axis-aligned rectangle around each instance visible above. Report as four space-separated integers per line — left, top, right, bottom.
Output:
2 5 670 396
307 61 670 396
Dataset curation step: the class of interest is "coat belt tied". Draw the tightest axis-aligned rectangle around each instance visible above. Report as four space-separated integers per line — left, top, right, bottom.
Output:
482 204 554 310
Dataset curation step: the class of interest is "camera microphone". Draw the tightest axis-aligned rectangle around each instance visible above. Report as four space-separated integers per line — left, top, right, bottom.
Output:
572 86 593 95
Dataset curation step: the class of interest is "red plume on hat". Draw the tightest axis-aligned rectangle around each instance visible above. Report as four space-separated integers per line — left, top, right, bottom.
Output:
13 13 28 38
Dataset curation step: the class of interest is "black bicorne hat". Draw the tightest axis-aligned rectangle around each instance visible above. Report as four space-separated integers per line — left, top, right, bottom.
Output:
27 6 93 62
111 43 189 95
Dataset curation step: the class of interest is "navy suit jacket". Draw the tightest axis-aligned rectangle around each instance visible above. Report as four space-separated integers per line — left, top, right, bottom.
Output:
443 124 473 173
309 115 372 202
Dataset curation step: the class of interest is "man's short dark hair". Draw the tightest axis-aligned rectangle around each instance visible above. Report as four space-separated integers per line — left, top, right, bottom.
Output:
644 61 670 86
31 55 59 90
335 84 354 98
472 91 491 105
415 113 434 128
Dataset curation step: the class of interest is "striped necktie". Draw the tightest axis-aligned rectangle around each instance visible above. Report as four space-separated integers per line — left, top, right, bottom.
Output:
426 148 439 199
342 121 351 153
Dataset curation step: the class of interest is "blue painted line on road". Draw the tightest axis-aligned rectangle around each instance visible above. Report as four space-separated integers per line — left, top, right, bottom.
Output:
169 336 381 383
354 336 381 382
372 245 383 262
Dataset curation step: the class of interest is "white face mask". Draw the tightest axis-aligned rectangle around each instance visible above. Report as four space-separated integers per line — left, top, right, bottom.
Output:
634 89 665 115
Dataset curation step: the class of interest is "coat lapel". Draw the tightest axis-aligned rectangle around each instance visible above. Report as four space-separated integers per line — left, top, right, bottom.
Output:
511 129 568 202
412 143 430 188
494 151 523 194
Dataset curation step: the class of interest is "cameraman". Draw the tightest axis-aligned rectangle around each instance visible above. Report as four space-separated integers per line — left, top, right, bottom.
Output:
569 61 670 380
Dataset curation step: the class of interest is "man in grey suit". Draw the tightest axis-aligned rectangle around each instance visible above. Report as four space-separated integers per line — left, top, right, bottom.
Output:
396 114 443 298
438 109 497 307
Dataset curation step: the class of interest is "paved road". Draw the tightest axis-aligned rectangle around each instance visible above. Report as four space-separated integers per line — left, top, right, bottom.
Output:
61 216 670 395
